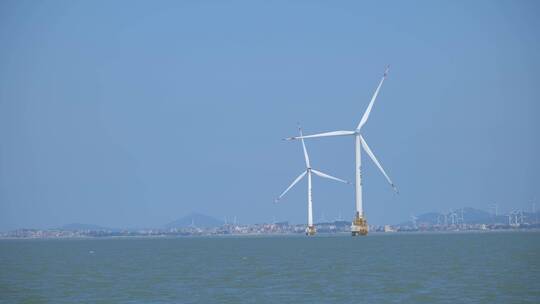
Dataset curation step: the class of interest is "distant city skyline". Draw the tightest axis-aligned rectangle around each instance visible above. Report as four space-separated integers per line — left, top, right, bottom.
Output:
1 0 539 230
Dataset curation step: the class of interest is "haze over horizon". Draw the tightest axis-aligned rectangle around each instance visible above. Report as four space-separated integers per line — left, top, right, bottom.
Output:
1 0 539 231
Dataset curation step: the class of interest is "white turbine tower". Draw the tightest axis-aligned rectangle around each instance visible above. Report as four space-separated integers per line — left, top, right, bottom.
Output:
410 215 418 230
275 126 349 236
285 66 397 236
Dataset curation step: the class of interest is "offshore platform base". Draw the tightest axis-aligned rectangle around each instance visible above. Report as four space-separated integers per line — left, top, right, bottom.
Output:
351 213 368 236
305 225 317 236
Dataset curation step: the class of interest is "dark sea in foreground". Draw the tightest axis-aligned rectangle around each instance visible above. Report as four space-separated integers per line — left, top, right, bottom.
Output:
1 232 539 303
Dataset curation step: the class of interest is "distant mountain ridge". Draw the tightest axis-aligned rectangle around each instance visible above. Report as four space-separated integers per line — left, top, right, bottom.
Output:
164 213 224 228
54 214 225 232
59 223 114 231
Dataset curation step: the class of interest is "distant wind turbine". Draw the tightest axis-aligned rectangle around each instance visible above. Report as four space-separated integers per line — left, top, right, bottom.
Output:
285 66 397 236
410 215 418 229
275 125 349 236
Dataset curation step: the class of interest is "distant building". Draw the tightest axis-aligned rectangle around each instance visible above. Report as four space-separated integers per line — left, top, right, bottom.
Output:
384 225 395 232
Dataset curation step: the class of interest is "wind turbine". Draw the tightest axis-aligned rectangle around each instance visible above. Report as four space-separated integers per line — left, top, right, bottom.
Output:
519 210 525 225
449 209 458 226
285 66 397 236
410 214 418 230
275 126 349 236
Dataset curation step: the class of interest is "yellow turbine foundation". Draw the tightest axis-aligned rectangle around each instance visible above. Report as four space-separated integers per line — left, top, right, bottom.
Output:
351 213 368 236
306 225 316 236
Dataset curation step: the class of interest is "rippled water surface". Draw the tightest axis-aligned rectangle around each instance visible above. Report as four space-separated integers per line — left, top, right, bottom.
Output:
1 232 539 303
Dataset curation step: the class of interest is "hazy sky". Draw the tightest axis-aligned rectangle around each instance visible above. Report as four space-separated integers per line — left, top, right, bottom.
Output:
1 0 539 230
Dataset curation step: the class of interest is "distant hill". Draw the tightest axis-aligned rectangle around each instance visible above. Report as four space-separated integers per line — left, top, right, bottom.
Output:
415 212 441 225
164 213 224 228
59 223 114 231
460 208 494 224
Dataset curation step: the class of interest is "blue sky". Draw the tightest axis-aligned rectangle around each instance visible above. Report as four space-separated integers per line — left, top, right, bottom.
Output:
0 0 538 230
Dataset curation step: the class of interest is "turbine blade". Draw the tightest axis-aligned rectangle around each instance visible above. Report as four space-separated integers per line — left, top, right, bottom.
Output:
285 130 355 141
360 135 398 193
275 171 307 202
357 66 390 130
311 169 350 184
298 125 311 168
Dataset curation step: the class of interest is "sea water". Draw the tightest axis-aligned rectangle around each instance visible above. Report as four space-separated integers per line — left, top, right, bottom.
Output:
1 231 539 303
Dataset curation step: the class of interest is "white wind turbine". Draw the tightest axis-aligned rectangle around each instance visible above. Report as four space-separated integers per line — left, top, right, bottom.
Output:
285 66 397 236
275 126 349 236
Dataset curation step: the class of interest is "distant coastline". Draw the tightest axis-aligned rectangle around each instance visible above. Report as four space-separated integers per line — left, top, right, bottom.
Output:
3 208 539 239
2 222 539 240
